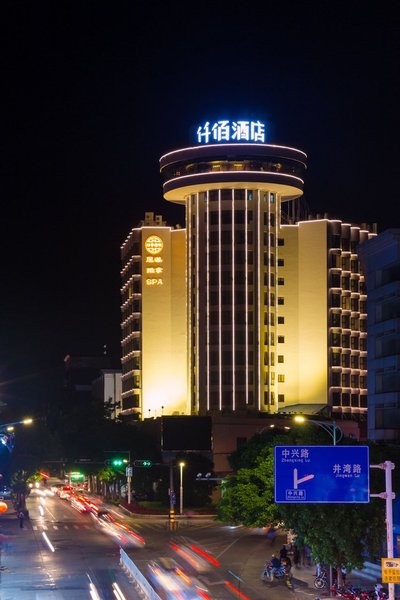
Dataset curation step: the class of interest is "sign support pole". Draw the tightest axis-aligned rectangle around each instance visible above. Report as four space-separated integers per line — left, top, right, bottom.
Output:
370 461 396 600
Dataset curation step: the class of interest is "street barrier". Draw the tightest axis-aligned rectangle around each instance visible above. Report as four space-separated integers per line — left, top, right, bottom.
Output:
120 548 162 600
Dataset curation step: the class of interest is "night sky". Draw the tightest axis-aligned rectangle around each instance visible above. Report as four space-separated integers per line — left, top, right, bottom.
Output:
1 2 399 416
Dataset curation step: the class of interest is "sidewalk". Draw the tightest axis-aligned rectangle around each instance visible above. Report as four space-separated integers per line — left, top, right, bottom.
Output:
0 501 56 599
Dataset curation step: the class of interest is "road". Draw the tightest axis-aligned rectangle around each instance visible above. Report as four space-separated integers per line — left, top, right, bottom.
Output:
1 490 311 599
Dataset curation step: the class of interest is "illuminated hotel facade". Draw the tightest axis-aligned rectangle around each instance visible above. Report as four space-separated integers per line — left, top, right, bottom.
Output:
120 212 187 419
159 119 376 418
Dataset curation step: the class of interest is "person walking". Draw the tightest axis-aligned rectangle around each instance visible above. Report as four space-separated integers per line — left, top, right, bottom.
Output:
17 510 24 528
267 526 277 545
293 544 300 568
279 544 288 560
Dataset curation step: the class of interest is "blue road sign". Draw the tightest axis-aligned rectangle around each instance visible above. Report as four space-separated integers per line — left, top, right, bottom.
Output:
274 445 369 503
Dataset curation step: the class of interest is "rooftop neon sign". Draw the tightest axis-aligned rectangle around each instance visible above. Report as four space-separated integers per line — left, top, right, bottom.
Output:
196 120 266 144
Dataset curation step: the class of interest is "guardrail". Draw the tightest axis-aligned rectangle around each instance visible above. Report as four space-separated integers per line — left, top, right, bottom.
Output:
120 548 162 600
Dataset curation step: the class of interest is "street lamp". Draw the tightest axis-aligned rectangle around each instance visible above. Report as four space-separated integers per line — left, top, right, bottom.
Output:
179 461 185 515
293 415 343 446
0 418 34 430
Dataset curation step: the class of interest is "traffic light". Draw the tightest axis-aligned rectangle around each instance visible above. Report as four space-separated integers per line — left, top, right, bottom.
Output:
111 457 129 467
133 459 153 468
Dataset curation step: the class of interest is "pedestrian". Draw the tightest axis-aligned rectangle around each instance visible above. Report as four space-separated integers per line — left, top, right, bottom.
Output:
267 526 277 545
304 544 312 566
279 544 288 560
17 510 24 528
293 544 300 568
341 565 347 584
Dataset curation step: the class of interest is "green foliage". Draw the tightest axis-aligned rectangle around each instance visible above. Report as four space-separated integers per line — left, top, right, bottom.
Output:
217 426 397 571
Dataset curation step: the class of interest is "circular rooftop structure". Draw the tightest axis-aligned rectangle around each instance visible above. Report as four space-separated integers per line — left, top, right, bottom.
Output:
160 142 307 202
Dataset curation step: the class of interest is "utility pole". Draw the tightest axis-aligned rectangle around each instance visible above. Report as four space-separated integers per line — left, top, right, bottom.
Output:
370 461 396 600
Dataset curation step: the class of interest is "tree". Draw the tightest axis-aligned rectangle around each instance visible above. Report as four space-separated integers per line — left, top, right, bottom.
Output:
217 427 395 581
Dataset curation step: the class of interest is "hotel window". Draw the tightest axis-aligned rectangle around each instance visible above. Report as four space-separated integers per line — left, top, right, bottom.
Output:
331 293 341 308
278 277 284 286
360 337 367 351
360 319 367 332
332 392 341 405
342 296 351 310
350 316 359 330
278 355 284 363
331 332 341 347
351 298 359 312
270 193 275 203
264 392 269 405
331 312 341 327
342 393 350 406
278 335 285 343
351 259 359 273
278 258 284 267
350 279 359 292
350 355 360 370
342 353 350 367
351 374 359 388
342 334 350 348
341 314 350 328
278 394 285 403
342 257 350 271
278 374 285 383
278 316 285 324
351 394 359 407
350 336 359 350
278 297 284 305
331 372 341 386
277 238 284 246
331 350 341 366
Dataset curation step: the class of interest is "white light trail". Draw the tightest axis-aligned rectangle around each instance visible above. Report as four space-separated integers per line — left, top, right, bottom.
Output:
112 582 127 600
42 532 55 552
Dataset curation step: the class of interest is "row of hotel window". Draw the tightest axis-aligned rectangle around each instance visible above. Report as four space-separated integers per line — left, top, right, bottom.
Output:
204 391 367 408
192 211 280 227
331 332 367 346
330 313 366 329
331 296 367 312
121 313 286 343
331 373 367 388
331 352 367 367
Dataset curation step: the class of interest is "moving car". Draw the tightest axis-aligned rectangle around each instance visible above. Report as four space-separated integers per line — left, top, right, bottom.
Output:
147 557 211 600
92 509 145 548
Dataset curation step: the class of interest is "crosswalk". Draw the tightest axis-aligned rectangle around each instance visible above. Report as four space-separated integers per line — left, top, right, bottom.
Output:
32 523 92 530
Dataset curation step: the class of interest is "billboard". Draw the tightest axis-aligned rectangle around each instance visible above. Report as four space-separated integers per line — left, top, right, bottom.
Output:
161 416 212 452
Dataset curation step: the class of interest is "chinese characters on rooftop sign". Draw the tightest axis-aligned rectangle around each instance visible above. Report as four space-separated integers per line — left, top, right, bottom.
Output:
145 235 164 286
274 445 370 503
196 120 266 144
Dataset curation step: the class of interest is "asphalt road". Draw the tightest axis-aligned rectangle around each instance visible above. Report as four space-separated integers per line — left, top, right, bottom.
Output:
1 491 314 599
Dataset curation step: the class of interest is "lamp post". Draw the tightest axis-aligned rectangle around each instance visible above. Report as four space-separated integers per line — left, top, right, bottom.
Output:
293 414 343 591
293 415 343 446
179 461 185 515
0 418 33 452
0 418 33 430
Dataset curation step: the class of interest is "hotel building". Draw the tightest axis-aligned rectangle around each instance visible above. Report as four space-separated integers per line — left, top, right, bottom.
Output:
159 119 375 419
120 212 187 419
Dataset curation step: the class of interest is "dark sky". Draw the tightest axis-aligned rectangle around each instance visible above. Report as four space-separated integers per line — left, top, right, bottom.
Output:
1 1 399 415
